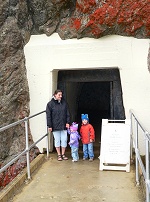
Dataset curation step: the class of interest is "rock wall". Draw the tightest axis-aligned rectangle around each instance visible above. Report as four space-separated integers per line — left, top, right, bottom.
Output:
58 0 150 39
0 0 150 187
0 1 37 188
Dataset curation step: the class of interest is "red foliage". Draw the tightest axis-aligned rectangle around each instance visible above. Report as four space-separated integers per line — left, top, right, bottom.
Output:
72 19 81 30
86 20 103 38
0 162 26 188
73 0 150 36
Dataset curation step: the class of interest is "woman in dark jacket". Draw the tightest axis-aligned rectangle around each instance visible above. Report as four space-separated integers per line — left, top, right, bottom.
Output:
46 89 70 161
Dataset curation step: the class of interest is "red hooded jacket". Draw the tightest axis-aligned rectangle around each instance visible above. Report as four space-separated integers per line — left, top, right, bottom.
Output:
80 123 95 144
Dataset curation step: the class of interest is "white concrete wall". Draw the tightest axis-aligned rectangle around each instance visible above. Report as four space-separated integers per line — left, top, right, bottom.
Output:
24 33 150 153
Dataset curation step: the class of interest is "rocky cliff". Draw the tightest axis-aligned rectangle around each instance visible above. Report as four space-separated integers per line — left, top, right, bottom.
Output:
0 0 150 187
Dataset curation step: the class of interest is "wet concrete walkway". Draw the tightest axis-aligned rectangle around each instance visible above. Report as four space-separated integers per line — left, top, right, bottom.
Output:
11 152 144 202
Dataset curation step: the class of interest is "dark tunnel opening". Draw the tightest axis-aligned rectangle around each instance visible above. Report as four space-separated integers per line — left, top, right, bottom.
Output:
76 81 111 147
57 69 125 152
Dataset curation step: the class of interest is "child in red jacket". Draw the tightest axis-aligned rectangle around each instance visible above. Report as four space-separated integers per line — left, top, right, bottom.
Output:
80 114 95 161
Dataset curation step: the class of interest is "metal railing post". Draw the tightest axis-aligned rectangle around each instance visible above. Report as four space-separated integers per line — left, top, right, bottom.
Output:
46 127 49 158
25 118 31 180
135 120 139 185
130 113 133 160
145 132 150 202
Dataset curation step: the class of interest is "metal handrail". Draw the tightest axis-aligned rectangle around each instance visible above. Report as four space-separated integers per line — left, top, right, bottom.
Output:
0 110 49 180
130 109 150 202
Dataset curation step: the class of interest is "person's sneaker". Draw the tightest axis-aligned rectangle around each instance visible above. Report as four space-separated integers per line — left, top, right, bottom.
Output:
83 158 87 161
89 158 94 162
72 159 78 162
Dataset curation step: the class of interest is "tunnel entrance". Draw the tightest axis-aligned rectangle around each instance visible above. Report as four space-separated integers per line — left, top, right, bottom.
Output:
57 69 125 151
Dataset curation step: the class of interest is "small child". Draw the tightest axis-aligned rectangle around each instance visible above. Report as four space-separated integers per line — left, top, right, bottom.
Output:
68 122 80 162
80 114 95 161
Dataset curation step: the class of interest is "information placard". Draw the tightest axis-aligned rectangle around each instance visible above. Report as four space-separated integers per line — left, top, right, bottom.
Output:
99 119 131 172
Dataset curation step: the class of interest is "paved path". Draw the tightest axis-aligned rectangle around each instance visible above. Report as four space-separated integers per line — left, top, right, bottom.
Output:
11 152 144 202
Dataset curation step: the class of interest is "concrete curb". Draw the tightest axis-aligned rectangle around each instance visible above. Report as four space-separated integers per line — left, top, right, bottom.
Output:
0 154 46 202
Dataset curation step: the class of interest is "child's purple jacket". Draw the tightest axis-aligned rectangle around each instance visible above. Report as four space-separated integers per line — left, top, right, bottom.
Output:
68 129 80 148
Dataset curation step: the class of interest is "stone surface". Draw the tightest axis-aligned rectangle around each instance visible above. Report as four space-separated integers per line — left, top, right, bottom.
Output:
11 152 144 202
0 16 31 159
0 2 37 187
0 0 150 188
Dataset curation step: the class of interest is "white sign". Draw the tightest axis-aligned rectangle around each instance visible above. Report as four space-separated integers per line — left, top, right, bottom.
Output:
99 119 131 172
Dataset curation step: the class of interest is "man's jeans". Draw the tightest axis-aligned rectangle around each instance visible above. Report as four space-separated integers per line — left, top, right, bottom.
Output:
83 143 94 159
71 146 79 161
